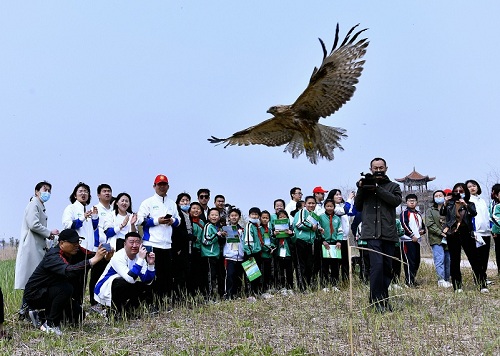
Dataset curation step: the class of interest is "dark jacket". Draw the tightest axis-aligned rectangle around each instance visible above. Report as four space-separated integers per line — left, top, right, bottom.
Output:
24 245 93 303
440 200 477 235
354 176 402 241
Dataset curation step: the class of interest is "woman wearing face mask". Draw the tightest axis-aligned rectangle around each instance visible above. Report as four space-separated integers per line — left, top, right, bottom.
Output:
425 190 451 288
171 193 195 300
15 181 60 318
441 183 487 293
111 192 137 251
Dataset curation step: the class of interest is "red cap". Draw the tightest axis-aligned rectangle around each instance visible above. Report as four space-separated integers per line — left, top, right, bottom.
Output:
154 174 169 184
313 186 328 193
443 188 452 195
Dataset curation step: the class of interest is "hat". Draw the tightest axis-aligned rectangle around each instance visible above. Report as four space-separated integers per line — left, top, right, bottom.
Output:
313 186 328 193
154 174 169 184
443 188 452 196
58 229 83 243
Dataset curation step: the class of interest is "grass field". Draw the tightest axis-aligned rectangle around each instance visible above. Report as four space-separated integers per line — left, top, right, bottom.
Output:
0 248 499 355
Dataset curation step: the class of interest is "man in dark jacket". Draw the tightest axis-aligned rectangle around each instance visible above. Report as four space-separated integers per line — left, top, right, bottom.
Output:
354 157 402 312
23 229 108 335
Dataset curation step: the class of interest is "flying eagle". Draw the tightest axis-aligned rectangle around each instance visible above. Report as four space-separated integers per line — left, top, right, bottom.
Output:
208 24 369 164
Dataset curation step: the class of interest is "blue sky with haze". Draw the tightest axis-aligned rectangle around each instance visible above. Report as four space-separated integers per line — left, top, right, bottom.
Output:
1 1 498 240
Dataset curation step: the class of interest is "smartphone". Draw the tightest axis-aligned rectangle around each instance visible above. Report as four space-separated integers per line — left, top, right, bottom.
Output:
165 214 172 219
102 243 112 252
144 245 153 253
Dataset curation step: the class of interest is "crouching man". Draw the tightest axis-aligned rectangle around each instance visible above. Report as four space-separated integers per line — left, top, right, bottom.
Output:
94 232 156 319
23 229 109 335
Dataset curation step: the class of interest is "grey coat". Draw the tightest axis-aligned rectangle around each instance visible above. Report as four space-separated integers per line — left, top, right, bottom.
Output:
354 177 402 242
14 196 51 290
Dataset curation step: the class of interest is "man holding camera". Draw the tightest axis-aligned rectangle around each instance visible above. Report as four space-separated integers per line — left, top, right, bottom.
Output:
94 232 156 318
137 174 180 304
354 158 402 313
23 229 109 335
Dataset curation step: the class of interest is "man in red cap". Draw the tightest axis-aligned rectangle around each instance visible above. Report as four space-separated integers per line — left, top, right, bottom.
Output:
313 186 328 215
136 174 180 307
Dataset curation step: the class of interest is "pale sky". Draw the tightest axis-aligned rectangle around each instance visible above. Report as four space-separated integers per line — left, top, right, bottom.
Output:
1 1 498 240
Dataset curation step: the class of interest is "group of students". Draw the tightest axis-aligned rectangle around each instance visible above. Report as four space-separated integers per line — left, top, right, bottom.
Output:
4 174 499 337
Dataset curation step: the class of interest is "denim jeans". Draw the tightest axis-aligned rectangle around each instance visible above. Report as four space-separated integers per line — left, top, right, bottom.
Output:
431 244 450 281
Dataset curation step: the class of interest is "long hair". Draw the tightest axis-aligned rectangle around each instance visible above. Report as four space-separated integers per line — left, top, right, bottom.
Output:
113 192 133 215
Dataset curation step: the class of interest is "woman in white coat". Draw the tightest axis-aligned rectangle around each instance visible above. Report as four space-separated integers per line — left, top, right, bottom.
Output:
15 181 59 290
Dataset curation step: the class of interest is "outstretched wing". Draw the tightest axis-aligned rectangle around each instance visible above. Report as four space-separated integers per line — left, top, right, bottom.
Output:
291 24 369 120
208 117 295 147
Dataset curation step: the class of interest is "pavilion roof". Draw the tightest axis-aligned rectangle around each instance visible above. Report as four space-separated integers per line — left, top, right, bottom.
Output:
395 167 435 183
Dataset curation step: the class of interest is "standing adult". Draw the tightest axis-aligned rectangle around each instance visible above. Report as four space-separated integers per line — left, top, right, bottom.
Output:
89 184 115 314
442 183 487 292
15 181 60 317
196 189 211 222
354 157 402 313
111 192 138 251
285 187 303 216
62 182 99 306
465 179 492 283
313 186 328 215
137 174 180 305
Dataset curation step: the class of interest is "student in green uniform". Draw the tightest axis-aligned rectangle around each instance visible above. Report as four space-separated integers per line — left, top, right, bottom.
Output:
273 209 294 291
319 199 343 290
260 210 276 294
244 207 263 296
201 208 226 299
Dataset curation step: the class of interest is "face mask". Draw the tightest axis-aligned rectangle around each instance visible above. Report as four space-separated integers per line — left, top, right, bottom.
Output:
434 197 445 204
460 193 466 199
249 218 259 224
180 204 190 212
40 191 51 203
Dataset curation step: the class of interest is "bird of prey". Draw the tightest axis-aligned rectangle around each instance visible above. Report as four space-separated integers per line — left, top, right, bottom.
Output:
208 24 369 164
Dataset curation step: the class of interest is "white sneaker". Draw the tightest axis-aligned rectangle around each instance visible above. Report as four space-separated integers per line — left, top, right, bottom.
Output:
455 288 463 293
286 289 294 296
261 292 273 299
480 288 489 294
438 280 452 288
247 296 257 303
389 284 403 291
40 322 63 336
332 287 340 292
322 287 330 292
28 310 41 328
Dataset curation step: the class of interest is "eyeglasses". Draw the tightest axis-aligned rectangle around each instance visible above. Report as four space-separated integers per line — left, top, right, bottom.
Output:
199 195 210 199
294 192 303 196
127 240 142 246
407 199 417 203
454 189 464 193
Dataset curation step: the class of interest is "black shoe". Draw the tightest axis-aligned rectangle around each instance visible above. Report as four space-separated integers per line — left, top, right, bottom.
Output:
373 303 386 314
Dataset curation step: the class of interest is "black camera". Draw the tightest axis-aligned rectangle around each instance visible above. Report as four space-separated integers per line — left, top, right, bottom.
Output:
450 192 462 201
359 171 384 188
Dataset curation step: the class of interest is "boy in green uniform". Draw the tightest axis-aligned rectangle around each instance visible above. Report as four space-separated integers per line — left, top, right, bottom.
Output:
244 207 263 296
201 208 226 299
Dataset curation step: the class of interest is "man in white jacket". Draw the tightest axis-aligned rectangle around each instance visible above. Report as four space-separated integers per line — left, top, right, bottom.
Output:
94 232 155 318
136 174 180 303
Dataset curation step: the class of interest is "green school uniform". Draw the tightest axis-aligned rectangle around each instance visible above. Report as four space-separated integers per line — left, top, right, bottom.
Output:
243 222 262 255
319 213 342 243
201 223 220 258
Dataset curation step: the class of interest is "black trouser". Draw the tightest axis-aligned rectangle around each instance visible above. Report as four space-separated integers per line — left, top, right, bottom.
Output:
276 257 294 289
340 240 350 282
225 259 244 299
295 239 314 291
111 278 154 315
494 235 500 274
477 235 491 276
448 230 486 290
261 257 273 292
27 282 83 327
201 256 219 298
89 258 108 306
391 244 402 284
312 238 323 283
401 241 420 285
244 254 262 296
321 257 340 287
173 249 190 301
188 248 203 296
0 286 4 324
358 245 370 283
366 239 394 306
152 247 173 302
216 249 226 298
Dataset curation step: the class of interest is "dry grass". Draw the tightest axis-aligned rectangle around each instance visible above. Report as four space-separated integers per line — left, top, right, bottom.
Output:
1 255 499 355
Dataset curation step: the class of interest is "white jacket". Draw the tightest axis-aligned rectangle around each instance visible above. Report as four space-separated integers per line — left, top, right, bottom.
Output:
470 195 491 236
136 193 180 249
62 201 99 252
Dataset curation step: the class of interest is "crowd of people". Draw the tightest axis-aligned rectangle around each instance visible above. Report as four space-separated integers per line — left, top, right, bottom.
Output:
1 157 498 337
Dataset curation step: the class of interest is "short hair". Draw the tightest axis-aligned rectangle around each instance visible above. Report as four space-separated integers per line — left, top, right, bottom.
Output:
228 208 241 217
276 209 289 219
273 199 285 208
70 182 91 204
113 192 133 215
214 194 225 202
491 184 500 202
289 187 301 198
97 184 112 195
261 210 271 218
197 188 210 197
189 201 202 213
125 231 141 240
176 192 191 204
465 179 482 195
304 195 316 204
249 207 262 216
370 157 387 167
405 194 418 202
35 181 52 192
431 190 445 208
323 199 335 207
207 207 220 216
